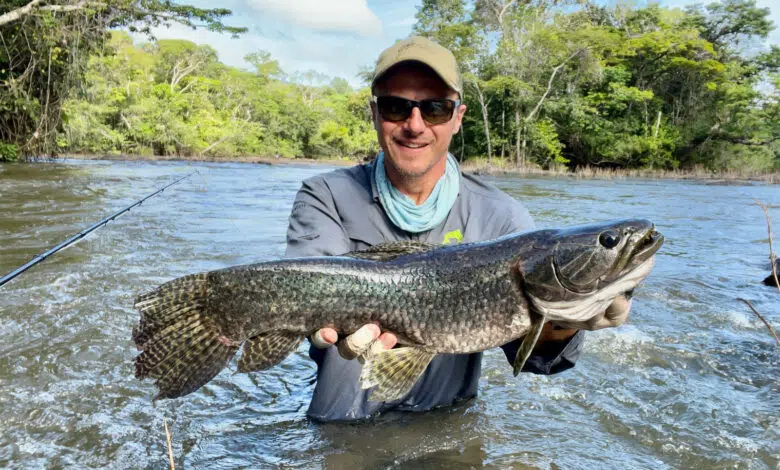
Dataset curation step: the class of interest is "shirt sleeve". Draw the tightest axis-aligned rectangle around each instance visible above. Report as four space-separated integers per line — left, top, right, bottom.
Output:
501 329 585 374
285 177 351 258
494 196 585 375
500 197 536 233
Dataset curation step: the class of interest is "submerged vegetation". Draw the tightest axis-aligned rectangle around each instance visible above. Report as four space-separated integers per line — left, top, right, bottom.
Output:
0 0 778 173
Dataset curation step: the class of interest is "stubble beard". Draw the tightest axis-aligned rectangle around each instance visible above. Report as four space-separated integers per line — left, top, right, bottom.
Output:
385 149 447 181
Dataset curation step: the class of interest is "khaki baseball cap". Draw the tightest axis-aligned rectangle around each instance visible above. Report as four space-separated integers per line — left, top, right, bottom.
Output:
372 36 462 95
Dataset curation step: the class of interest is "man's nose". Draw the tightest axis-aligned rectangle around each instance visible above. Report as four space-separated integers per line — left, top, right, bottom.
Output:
402 106 426 134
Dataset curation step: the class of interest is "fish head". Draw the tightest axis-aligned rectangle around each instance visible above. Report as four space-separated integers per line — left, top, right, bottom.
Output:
517 219 663 323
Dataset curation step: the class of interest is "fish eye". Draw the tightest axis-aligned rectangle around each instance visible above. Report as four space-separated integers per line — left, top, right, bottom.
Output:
599 231 620 249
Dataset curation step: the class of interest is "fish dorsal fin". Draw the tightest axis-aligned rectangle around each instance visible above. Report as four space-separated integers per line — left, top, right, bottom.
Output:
513 314 546 376
345 241 439 261
236 331 303 373
359 347 436 401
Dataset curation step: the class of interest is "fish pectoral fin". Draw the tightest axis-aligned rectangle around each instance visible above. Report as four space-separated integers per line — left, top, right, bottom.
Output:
359 347 436 402
345 241 439 261
237 331 304 373
513 315 546 376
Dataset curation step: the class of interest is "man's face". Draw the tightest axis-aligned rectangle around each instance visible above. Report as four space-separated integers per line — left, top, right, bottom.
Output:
371 64 466 179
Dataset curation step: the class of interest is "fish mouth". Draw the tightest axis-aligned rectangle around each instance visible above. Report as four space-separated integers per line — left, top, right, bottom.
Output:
630 226 664 265
528 220 663 323
534 256 657 323
612 225 662 287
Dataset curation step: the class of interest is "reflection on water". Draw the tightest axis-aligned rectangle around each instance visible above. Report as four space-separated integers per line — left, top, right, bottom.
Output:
1 160 778 469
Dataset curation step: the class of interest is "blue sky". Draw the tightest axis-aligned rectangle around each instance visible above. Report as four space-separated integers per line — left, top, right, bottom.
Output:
144 0 780 86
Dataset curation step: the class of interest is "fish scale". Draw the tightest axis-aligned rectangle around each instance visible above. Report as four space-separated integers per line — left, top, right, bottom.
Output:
132 219 663 401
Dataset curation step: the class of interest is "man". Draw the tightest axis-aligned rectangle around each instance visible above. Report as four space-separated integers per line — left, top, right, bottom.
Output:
285 36 631 422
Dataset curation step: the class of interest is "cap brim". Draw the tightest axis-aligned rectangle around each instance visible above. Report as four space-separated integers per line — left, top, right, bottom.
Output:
373 59 462 95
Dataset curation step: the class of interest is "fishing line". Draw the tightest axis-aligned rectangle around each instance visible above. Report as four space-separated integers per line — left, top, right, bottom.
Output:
0 171 196 288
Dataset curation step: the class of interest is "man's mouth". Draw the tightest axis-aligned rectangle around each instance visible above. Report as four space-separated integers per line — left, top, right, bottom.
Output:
394 139 429 149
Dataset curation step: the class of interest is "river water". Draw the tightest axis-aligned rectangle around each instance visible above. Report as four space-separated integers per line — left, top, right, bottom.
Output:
0 160 777 469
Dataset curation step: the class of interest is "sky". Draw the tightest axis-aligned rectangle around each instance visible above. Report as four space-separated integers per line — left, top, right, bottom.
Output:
141 0 780 86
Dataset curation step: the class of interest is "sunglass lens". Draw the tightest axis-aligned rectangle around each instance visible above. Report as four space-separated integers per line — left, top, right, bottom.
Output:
376 97 456 124
377 96 411 122
420 100 455 124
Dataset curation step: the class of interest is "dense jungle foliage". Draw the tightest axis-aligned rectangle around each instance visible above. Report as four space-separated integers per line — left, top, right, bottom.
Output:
1 0 778 171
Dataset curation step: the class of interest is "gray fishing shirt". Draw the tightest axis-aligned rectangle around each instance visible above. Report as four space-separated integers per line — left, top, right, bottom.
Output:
285 158 584 422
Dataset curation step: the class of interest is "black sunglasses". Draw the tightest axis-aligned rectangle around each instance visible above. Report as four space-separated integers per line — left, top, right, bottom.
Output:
373 96 461 125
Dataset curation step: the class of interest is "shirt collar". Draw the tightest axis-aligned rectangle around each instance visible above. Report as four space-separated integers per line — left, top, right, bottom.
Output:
368 157 381 202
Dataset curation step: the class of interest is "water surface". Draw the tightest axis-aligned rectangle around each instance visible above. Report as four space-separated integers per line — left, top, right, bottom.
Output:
0 160 777 469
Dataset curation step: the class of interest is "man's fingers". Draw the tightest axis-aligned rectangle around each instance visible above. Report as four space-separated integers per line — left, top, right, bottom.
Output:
312 324 396 359
586 295 632 330
606 295 631 324
311 328 338 348
356 331 398 363
337 324 381 360
377 332 397 349
550 295 633 331
362 338 389 363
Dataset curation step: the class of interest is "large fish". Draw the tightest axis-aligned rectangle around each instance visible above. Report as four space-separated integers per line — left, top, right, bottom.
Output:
132 219 663 401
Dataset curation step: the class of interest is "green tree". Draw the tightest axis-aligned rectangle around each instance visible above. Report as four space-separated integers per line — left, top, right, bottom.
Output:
42 0 780 171
0 0 244 159
244 50 282 82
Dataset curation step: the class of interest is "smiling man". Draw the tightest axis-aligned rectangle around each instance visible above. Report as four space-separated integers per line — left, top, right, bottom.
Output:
285 36 632 422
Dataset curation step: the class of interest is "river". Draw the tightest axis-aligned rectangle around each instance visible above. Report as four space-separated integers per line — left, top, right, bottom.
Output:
0 159 777 469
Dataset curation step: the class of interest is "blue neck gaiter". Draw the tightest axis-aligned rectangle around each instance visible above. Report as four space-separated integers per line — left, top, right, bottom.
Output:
374 151 460 233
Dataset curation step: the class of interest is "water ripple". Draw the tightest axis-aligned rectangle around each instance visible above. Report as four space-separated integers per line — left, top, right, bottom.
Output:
0 161 778 468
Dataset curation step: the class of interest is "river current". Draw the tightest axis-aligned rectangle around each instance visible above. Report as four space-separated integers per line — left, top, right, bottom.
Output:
0 160 777 469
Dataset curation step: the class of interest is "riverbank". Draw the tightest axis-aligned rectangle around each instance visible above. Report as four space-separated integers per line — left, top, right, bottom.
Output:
62 153 357 167
60 153 780 183
462 159 780 184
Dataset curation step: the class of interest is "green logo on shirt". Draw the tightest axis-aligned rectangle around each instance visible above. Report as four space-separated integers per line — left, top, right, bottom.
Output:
442 229 463 245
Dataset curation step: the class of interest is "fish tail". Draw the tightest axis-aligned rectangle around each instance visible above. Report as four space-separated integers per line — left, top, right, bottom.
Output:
132 273 238 400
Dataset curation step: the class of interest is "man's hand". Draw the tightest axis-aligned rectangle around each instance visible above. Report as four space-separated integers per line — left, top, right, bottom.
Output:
310 324 398 360
550 295 632 331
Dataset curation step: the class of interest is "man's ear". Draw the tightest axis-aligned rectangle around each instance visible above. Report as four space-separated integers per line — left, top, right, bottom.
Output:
453 104 467 135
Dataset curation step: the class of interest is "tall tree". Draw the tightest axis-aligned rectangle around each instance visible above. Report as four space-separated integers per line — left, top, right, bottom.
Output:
0 0 244 160
414 0 483 160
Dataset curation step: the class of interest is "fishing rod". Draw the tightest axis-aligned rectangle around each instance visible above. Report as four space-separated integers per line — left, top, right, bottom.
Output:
0 171 196 288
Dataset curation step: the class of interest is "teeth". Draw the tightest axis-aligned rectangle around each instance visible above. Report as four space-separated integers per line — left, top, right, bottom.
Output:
398 141 426 149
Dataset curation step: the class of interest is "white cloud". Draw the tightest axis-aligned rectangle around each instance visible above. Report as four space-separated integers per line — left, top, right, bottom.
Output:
246 0 382 37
